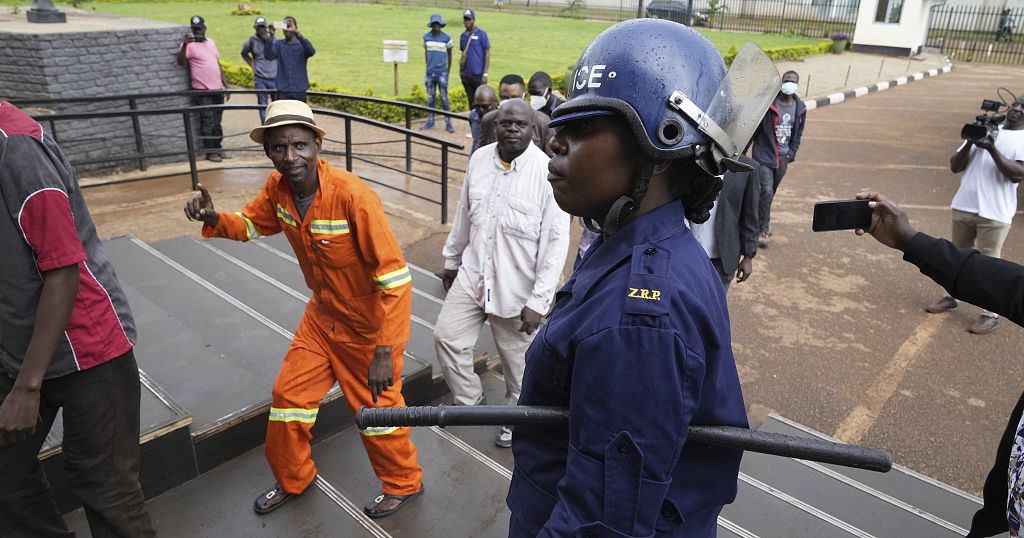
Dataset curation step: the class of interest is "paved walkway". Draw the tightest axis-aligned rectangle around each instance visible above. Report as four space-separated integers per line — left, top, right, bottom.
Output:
776 50 949 104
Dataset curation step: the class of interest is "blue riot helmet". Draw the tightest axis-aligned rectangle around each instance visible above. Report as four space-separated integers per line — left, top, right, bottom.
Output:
551 20 780 232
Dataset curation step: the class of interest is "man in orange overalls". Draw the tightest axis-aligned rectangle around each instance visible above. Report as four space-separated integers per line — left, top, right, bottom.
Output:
184 100 423 518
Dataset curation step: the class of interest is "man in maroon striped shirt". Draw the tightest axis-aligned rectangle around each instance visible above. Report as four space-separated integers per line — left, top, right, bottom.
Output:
0 101 154 537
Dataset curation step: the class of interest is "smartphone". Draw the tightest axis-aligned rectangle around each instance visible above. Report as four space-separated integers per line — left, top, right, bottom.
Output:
811 199 872 232
274 20 287 30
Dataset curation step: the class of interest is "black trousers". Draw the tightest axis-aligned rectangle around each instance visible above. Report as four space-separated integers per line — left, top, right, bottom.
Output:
968 390 1024 537
0 351 155 537
193 93 224 155
461 74 484 109
276 90 308 102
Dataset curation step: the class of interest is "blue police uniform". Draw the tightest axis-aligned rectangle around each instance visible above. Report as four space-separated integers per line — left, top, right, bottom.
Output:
508 201 748 537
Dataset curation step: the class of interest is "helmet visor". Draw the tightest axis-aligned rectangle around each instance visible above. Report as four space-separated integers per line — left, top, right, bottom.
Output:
705 43 781 159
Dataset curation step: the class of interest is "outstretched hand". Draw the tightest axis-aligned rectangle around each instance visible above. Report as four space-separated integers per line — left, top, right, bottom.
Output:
184 183 219 227
854 192 918 251
367 345 394 405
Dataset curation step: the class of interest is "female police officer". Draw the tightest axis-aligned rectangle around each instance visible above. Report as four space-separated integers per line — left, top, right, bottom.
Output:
507 19 779 537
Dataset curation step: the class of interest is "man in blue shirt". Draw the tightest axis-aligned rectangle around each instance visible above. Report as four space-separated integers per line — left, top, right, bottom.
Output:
422 13 455 133
241 16 277 123
458 9 490 110
265 16 316 103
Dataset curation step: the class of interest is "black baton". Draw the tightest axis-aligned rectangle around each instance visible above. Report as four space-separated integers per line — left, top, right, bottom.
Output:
356 405 892 473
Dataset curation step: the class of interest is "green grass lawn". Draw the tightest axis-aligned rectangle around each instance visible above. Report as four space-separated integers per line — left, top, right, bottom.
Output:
82 2 825 95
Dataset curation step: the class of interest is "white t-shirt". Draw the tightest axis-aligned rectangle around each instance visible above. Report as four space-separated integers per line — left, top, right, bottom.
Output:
688 202 720 259
950 126 1024 224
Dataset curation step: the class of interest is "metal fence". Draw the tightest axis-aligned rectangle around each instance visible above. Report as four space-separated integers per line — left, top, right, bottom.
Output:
332 0 857 38
12 91 466 223
927 5 1024 65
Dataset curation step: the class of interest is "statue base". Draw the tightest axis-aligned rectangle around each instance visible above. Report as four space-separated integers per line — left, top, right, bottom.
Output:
27 9 67 23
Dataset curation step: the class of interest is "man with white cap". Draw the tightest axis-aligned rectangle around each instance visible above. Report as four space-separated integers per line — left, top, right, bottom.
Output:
184 100 424 518
459 9 490 109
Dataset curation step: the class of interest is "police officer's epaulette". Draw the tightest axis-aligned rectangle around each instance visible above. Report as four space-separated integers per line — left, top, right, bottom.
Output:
622 243 671 318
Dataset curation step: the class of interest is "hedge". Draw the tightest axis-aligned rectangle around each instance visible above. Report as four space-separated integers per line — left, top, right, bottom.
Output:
723 41 833 66
221 40 830 123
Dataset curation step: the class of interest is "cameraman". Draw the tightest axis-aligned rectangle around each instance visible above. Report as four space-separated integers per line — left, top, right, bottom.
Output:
926 96 1024 334
855 191 1024 537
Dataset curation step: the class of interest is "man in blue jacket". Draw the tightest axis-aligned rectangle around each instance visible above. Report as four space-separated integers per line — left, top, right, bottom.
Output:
458 9 490 110
750 70 806 247
266 16 316 102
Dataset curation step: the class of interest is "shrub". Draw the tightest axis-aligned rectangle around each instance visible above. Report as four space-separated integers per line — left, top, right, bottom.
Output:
724 41 832 66
220 60 472 124
829 31 853 42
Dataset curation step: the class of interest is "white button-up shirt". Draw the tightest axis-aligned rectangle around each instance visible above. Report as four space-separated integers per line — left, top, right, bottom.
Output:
443 141 570 318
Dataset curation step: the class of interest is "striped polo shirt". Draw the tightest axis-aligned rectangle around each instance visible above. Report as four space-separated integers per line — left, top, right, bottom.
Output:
0 101 136 379
423 30 453 75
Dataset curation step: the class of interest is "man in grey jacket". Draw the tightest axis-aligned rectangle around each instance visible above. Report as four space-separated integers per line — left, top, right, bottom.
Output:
241 16 277 123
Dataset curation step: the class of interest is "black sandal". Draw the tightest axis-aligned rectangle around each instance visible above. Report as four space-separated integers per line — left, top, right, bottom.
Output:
363 485 425 519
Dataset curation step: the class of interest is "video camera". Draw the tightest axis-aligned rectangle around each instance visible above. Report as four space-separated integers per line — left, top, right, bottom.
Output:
961 99 1005 142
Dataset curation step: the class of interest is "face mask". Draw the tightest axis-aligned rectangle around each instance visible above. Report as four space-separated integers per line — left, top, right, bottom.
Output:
780 82 799 96
529 95 546 111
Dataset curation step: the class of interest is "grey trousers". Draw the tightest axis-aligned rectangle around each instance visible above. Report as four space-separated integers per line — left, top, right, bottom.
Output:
0 351 155 538
433 278 534 407
757 159 789 234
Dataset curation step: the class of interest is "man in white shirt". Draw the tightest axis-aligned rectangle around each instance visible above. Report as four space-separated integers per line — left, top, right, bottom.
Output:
434 99 570 448
927 96 1024 334
688 155 760 293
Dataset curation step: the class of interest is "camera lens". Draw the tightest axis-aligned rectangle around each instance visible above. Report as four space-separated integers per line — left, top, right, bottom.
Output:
961 124 988 141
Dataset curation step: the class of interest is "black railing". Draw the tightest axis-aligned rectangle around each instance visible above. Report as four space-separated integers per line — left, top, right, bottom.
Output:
12 91 466 223
928 5 1024 65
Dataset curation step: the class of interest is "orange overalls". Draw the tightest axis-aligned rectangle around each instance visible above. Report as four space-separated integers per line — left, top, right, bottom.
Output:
204 159 422 496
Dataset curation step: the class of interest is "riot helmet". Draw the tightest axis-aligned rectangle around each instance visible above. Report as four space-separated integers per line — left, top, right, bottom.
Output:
551 19 780 233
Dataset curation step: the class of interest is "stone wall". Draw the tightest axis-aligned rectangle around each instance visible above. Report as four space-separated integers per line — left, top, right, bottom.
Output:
0 21 196 172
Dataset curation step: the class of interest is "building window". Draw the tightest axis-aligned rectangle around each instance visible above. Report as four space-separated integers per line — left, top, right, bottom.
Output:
874 0 903 23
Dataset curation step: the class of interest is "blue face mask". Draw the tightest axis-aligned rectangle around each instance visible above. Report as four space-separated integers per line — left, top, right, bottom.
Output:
780 81 799 96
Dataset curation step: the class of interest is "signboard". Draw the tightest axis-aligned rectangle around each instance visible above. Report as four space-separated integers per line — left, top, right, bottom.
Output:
383 40 409 64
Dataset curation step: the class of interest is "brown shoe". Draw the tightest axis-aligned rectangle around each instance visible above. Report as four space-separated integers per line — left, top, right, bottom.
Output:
969 315 1000 335
254 483 297 514
925 296 958 314
206 153 223 162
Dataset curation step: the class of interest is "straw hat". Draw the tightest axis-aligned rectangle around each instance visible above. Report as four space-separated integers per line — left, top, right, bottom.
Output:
249 100 327 144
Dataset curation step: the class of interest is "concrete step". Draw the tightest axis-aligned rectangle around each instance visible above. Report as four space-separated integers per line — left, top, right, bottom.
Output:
760 414 987 533
40 370 193 513
65 444 384 538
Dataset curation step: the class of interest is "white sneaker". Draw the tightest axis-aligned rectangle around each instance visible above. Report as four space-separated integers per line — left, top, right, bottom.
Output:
495 426 512 448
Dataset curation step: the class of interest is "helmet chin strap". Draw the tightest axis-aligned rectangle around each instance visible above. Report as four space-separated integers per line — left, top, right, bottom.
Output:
593 161 656 237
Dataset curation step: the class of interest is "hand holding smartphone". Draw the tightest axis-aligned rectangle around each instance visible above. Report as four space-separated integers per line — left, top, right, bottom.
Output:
812 199 872 232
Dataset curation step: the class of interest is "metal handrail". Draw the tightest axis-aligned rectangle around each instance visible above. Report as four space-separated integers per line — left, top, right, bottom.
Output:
24 99 465 223
11 88 471 123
